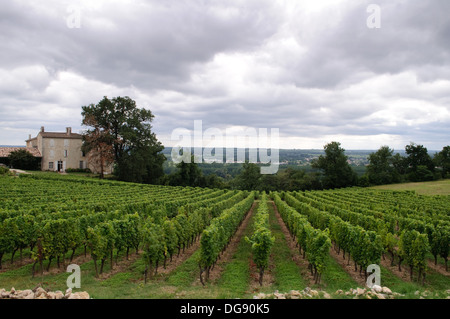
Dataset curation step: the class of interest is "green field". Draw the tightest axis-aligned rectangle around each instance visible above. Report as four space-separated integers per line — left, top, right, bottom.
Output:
370 179 450 196
0 173 448 299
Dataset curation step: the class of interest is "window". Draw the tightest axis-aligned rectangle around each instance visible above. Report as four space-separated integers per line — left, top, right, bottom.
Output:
64 139 69 147
49 150 55 158
49 162 54 169
49 139 55 147
79 161 84 169
64 150 68 158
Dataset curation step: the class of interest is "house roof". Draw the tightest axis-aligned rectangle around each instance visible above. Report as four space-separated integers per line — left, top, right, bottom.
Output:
40 132 83 139
0 147 42 158
25 132 83 142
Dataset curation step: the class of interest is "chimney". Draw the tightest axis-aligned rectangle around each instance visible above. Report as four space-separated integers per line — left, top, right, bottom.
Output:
66 127 72 135
41 126 45 133
28 134 31 140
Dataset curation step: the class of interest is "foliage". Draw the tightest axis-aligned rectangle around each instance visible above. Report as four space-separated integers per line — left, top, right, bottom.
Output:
245 193 274 285
367 146 400 185
311 142 357 189
8 149 40 170
232 161 262 190
434 146 450 178
81 96 165 183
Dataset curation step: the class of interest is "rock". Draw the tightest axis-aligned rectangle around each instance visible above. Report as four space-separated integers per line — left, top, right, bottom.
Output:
323 292 332 299
24 292 35 299
273 292 286 299
75 292 90 299
68 293 80 299
290 290 302 297
54 291 64 300
335 289 343 295
356 288 366 296
376 293 386 299
1 290 10 299
65 288 72 299
35 287 47 299
17 289 33 299
382 287 392 295
10 287 16 295
37 294 48 299
372 285 382 293
310 290 319 298
47 292 56 299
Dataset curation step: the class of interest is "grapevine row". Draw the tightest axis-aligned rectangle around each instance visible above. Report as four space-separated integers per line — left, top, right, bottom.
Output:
198 192 255 285
245 192 274 286
272 193 331 284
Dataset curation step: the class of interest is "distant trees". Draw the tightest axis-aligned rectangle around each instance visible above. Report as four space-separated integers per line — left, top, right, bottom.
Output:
169 156 204 187
233 161 262 190
365 143 449 185
311 142 357 189
404 143 435 182
434 146 450 178
366 146 400 185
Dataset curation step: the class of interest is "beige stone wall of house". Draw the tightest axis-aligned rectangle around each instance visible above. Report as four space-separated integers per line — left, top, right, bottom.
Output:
26 127 87 172
41 137 87 171
25 126 116 174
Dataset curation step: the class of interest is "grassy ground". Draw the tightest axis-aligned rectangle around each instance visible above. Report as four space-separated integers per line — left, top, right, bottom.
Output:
370 179 450 196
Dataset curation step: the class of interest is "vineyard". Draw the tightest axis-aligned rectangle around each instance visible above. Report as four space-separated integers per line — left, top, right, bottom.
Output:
0 173 449 299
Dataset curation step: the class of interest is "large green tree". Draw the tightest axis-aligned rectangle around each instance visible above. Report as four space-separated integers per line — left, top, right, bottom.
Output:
81 96 165 183
311 141 357 189
366 146 400 185
404 143 435 182
169 155 204 187
233 161 261 190
434 146 450 178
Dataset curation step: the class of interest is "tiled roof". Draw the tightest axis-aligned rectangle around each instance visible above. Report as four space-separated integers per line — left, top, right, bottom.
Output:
0 147 42 158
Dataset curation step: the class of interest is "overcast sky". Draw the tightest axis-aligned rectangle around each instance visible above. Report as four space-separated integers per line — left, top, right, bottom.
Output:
1 0 449 151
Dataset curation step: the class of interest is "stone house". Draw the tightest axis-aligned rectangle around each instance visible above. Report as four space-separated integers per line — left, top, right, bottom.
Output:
24 126 87 172
24 126 113 174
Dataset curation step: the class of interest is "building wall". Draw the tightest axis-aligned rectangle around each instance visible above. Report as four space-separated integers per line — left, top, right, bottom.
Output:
41 137 87 171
